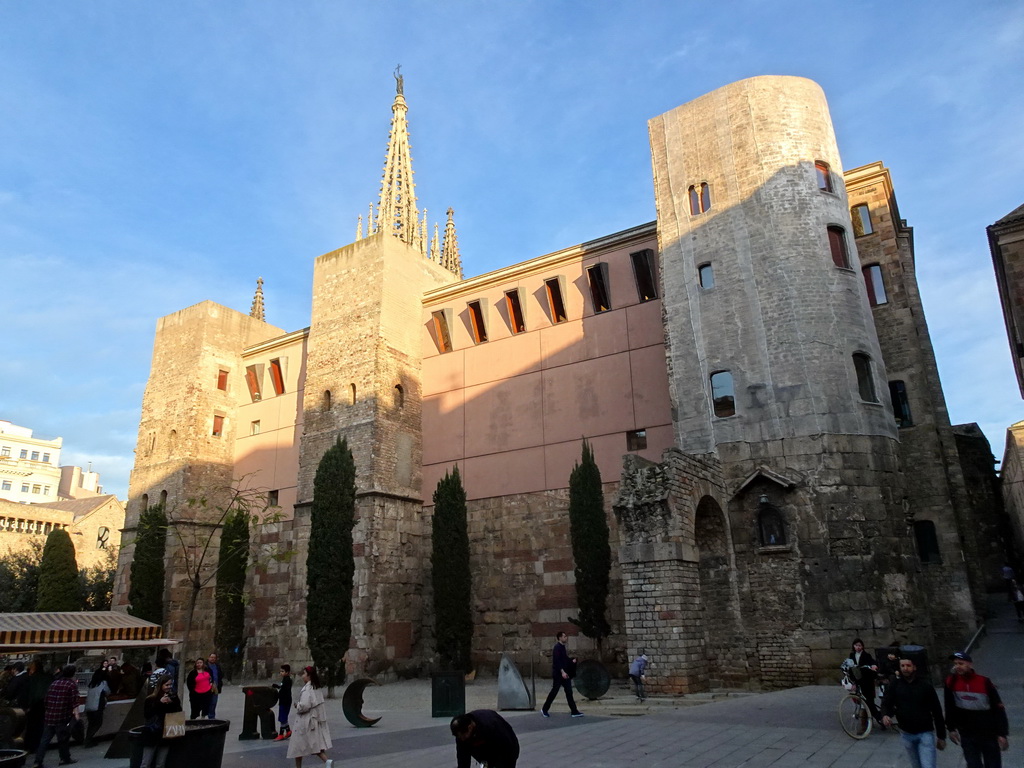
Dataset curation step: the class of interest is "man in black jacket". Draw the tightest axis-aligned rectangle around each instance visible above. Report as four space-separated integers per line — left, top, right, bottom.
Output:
883 657 946 768
540 631 582 718
450 710 519 768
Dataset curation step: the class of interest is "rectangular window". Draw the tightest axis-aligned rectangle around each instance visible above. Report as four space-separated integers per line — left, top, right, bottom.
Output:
1 480 10 490
31 484 41 494
504 289 526 334
853 353 878 402
217 369 229 391
250 420 261 436
626 429 648 451
267 489 279 507
43 486 50 495
698 263 715 289
30 451 39 461
21 484 29 493
431 309 454 352
913 520 941 564
630 249 658 302
545 277 568 323
889 380 913 428
1 447 9 457
19 449 27 459
42 453 50 463
816 161 833 192
863 265 888 307
852 204 874 237
586 263 612 313
467 300 489 344
828 226 850 268
212 414 225 437
245 365 263 402
269 358 286 395
710 371 736 417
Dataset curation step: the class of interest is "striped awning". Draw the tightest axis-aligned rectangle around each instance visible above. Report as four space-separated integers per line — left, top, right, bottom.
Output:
0 612 178 651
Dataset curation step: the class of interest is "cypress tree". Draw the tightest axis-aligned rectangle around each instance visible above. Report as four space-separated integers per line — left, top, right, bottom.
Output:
215 507 250 680
568 440 611 642
128 504 167 625
431 466 472 671
36 528 82 611
306 437 356 689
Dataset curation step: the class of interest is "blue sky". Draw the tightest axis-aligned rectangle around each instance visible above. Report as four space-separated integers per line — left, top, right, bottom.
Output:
1 1 1021 500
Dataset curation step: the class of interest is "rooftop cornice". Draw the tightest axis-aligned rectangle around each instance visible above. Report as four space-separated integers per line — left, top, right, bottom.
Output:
242 326 310 357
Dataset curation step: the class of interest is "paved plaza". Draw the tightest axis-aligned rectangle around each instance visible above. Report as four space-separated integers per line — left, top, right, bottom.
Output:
44 599 1022 768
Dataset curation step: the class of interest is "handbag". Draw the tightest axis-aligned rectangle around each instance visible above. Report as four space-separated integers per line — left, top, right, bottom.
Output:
163 710 187 739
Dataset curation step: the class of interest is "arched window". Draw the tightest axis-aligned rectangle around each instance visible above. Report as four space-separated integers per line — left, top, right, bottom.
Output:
323 390 332 411
710 371 736 417
828 226 850 268
852 353 878 403
394 384 405 409
97 526 110 549
141 493 149 510
688 183 712 215
350 383 357 406
160 489 168 508
815 161 833 192
757 497 787 546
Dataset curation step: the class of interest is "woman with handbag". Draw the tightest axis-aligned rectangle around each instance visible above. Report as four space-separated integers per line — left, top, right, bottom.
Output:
286 666 333 767
185 657 213 719
140 675 183 768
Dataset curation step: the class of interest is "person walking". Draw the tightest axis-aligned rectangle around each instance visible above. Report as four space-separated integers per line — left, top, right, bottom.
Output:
848 638 883 726
139 675 182 768
185 658 213 719
882 657 946 768
540 631 582 718
206 653 222 719
1000 563 1015 602
272 664 293 740
628 653 649 702
83 666 110 748
287 666 333 767
31 664 79 768
450 709 520 768
944 651 1009 768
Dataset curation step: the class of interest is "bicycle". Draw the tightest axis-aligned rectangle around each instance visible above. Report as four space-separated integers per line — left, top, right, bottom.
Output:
838 661 881 739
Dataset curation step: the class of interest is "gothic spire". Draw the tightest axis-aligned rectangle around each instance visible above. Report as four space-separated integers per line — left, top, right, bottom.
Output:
375 65 419 247
441 208 462 278
250 277 265 321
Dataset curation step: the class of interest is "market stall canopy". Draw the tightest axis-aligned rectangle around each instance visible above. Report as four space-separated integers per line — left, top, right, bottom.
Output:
0 611 179 652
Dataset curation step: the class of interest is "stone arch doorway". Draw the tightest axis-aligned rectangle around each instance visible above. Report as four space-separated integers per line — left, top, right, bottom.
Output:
695 494 749 687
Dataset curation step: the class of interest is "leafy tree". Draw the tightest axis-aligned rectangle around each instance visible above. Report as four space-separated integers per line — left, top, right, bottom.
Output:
568 440 611 644
431 465 472 671
0 539 43 612
306 437 356 692
80 547 119 611
214 507 250 681
36 528 81 611
128 504 167 625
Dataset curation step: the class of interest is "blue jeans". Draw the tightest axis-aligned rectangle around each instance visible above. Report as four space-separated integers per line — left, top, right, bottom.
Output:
34 721 73 765
900 731 936 768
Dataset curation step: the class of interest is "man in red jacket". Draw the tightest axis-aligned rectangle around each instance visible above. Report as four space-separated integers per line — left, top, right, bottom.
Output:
944 652 1009 768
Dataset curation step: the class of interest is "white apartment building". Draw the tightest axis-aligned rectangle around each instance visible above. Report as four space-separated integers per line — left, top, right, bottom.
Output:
0 420 62 503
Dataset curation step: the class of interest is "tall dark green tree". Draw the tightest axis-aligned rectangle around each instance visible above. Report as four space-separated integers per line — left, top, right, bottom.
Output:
568 440 611 644
128 504 167 625
36 528 81 611
431 465 472 671
214 507 250 680
306 437 356 691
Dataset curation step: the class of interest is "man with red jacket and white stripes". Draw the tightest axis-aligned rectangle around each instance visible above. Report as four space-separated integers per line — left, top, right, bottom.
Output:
944 652 1009 768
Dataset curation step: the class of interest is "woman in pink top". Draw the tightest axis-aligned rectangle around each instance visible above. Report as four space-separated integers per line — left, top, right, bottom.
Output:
185 657 213 718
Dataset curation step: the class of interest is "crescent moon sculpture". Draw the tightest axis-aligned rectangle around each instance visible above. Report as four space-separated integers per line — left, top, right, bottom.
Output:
342 678 382 727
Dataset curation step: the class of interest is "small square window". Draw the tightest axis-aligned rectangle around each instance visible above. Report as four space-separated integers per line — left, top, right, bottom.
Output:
1 480 11 491
43 486 50 495
250 420 261 436
31 484 41 494
30 451 39 461
217 369 229 391
626 429 647 451
268 489 279 507
42 453 50 463
21 483 29 493
1 447 10 457
19 450 27 459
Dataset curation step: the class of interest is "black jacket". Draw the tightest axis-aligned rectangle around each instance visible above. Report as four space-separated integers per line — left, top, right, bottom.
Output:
882 674 946 737
456 709 519 768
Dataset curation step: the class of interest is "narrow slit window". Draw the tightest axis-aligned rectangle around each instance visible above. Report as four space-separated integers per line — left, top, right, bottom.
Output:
504 289 526 334
700 182 712 212
217 369 229 391
212 414 225 437
698 263 715 289
350 383 357 405
586 263 612 313
394 384 405 408
853 353 878 402
889 380 913 427
863 264 888 306
432 309 453 352
710 371 736 417
852 204 874 236
323 390 332 411
245 365 262 402
269 358 286 395
626 429 647 451
630 249 658 302
545 277 568 323
828 226 850 268
816 161 833 192
160 490 167 506
467 300 489 344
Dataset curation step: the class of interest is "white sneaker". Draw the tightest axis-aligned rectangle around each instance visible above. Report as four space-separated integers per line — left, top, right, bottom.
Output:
326 760 333 768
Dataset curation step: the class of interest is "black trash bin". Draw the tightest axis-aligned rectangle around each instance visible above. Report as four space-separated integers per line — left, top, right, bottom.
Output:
0 749 27 768
128 720 230 768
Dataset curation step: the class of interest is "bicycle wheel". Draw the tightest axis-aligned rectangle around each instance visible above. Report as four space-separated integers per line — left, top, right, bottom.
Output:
838 694 873 739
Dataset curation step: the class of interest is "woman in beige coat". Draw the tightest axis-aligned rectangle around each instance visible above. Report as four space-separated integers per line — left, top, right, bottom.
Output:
286 666 333 767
